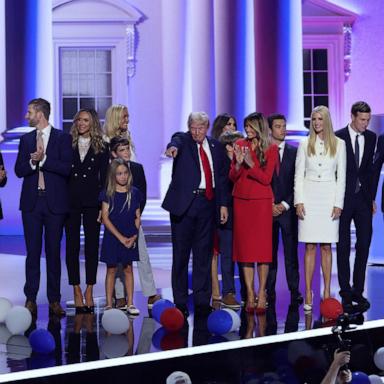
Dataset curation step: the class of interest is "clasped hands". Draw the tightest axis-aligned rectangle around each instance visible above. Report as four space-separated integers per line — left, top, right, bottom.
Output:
295 203 342 220
233 144 254 168
30 148 44 165
272 203 286 217
120 234 137 249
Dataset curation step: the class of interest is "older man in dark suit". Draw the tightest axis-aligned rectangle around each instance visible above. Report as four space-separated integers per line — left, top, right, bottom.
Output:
266 114 302 305
15 98 72 317
162 112 229 317
336 101 376 313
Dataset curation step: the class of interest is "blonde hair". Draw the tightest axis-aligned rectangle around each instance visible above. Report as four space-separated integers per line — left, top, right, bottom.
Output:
307 105 337 157
70 109 105 154
103 104 135 153
106 159 132 213
244 112 271 167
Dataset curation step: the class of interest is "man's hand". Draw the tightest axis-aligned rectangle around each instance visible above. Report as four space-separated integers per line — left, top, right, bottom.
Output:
165 146 178 158
30 149 44 165
220 206 228 224
272 204 282 217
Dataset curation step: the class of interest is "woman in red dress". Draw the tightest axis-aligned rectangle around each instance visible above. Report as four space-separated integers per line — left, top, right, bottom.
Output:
230 112 278 313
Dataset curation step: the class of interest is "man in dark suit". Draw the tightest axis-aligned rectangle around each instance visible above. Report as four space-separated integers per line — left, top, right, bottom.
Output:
0 151 7 220
15 98 72 317
335 101 376 312
266 114 302 305
162 112 229 317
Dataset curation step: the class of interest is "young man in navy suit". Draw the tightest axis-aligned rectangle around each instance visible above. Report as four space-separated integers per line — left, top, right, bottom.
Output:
162 112 229 317
266 114 303 305
15 98 73 317
336 101 376 313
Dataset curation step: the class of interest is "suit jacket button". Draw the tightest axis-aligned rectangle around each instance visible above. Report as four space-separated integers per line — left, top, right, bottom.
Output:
91 158 94 162
71 164 74 168
74 173 78 177
318 163 322 166
83 174 87 178
318 175 321 178
88 167 91 170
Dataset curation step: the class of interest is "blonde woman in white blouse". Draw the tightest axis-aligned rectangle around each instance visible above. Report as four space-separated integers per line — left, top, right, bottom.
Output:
294 106 346 311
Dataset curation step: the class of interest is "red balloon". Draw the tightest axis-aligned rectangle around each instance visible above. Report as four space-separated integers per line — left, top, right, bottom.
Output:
320 298 343 320
160 307 185 332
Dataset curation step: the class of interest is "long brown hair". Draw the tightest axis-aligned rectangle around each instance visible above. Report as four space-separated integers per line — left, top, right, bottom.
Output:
243 112 271 167
105 159 133 213
70 109 105 154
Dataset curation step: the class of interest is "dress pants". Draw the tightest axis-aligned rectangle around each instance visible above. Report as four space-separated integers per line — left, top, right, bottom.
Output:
115 225 157 298
171 195 215 307
337 191 372 299
218 228 235 296
267 216 299 296
65 206 100 285
22 195 65 303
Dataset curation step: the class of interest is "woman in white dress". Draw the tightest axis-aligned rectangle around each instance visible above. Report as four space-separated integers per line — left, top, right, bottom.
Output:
294 105 346 311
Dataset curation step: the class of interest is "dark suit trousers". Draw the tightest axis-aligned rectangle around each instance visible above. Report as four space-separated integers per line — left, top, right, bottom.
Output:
170 195 215 307
337 191 372 298
65 207 100 285
267 216 299 295
22 195 65 303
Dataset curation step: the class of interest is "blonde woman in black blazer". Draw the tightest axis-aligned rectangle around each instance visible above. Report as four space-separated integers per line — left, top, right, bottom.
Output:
65 109 109 313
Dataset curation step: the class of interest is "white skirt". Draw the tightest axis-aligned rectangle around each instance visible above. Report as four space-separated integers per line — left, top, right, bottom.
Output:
298 179 340 243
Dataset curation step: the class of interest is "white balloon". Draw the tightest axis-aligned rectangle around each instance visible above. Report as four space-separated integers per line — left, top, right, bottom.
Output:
0 324 12 344
101 308 129 334
222 308 241 332
369 374 383 384
374 347 384 370
5 306 32 335
101 334 129 358
6 335 32 360
0 298 12 323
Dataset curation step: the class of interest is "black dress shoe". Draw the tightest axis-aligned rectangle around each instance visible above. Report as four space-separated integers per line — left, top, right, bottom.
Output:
176 304 189 318
342 299 354 314
49 302 66 317
290 292 304 305
352 294 370 311
25 300 37 317
194 305 213 316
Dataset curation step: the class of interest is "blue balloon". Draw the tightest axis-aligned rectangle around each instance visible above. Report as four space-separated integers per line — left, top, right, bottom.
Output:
351 371 370 384
207 310 232 335
152 327 166 350
152 299 174 323
29 329 55 354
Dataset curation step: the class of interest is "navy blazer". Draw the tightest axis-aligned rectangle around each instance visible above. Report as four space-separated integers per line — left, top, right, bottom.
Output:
15 127 73 214
273 143 297 222
335 126 376 207
373 133 384 211
162 132 229 217
69 144 109 209
129 160 147 213
0 151 6 220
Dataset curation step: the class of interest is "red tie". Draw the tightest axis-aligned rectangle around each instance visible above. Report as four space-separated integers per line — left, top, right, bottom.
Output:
199 143 214 200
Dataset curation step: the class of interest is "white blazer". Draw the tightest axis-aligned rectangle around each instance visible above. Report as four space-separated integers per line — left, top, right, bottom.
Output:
294 136 346 209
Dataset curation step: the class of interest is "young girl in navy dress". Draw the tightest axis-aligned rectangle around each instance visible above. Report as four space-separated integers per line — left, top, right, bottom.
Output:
100 158 142 315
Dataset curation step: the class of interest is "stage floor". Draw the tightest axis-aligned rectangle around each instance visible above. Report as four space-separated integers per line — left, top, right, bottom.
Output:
1 219 384 382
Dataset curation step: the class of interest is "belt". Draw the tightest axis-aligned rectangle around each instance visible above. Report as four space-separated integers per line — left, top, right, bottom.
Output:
37 189 46 196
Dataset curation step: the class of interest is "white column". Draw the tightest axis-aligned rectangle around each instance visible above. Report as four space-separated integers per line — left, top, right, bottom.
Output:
0 0 6 138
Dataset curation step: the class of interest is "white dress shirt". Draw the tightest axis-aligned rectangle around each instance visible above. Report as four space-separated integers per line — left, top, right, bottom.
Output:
30 124 52 169
278 141 290 211
348 124 364 167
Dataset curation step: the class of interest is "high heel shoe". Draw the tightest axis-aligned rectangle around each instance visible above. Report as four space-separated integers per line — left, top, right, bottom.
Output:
74 286 87 314
255 294 268 315
304 291 314 312
84 286 94 314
